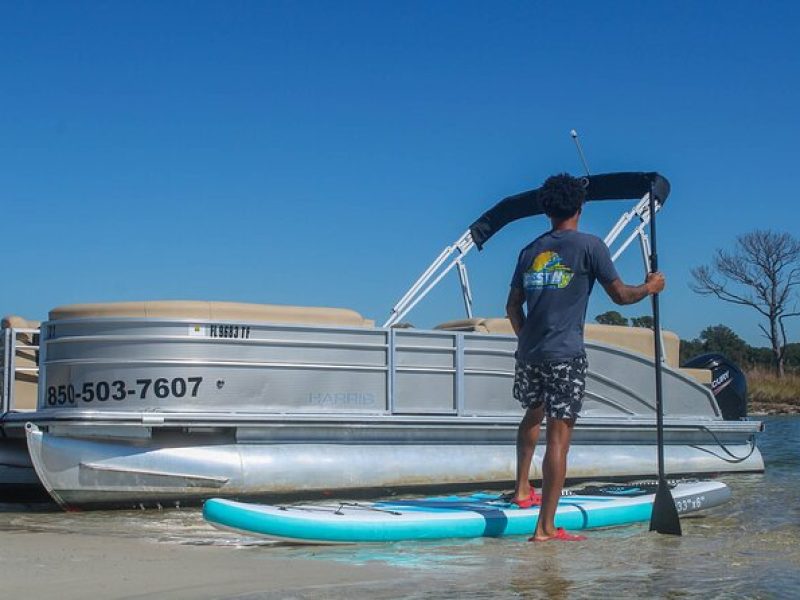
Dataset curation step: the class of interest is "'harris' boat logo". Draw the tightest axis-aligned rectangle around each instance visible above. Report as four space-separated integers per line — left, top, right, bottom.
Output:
524 251 574 289
309 392 376 407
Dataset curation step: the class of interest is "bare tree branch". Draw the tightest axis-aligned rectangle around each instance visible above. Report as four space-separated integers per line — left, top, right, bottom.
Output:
690 265 771 316
690 229 800 377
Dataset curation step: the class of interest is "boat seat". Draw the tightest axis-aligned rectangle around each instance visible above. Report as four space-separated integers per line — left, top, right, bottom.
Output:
49 301 375 328
585 323 680 368
435 317 515 335
1 316 41 330
434 318 710 382
1 315 41 411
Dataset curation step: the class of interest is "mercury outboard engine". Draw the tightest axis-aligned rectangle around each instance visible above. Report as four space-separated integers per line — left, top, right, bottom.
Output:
683 353 748 420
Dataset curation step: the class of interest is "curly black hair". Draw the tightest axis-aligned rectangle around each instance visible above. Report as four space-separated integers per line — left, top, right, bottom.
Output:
539 173 587 220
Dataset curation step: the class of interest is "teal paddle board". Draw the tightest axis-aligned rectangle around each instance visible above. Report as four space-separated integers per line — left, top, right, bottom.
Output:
203 480 730 544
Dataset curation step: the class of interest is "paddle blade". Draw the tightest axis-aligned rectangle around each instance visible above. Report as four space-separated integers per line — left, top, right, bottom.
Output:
649 481 682 535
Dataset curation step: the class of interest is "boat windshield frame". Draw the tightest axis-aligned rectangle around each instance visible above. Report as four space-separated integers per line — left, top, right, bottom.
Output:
384 171 670 328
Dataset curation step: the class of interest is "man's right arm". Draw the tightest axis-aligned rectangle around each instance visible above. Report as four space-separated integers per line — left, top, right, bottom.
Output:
602 272 665 306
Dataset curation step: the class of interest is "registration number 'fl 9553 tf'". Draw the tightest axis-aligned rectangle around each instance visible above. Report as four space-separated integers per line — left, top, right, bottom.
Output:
45 377 203 406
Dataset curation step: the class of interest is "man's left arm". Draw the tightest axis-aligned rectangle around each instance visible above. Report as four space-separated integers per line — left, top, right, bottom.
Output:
506 286 525 337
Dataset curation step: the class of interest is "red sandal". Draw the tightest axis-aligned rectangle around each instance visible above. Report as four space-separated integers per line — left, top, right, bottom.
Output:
529 527 587 542
510 490 542 509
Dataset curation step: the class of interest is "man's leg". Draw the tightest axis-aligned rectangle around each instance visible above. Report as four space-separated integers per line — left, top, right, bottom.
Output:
531 416 575 539
514 404 544 502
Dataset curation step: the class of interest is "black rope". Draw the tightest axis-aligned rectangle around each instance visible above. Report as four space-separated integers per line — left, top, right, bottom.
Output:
689 426 758 463
275 502 402 516
336 502 402 516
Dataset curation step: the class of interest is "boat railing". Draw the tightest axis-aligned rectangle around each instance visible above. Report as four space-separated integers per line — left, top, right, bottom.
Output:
31 316 721 421
1 326 40 414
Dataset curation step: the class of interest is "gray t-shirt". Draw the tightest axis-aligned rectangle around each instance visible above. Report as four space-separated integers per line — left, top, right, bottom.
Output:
510 229 619 363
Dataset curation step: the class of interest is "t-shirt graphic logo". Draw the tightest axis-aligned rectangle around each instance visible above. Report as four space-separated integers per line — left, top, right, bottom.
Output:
523 251 574 289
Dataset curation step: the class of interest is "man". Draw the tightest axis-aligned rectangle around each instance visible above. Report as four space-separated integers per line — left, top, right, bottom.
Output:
506 173 665 542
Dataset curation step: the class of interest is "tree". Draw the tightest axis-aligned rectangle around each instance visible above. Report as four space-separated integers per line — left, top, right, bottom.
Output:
784 343 800 371
595 311 628 326
679 325 749 366
679 337 705 366
631 315 654 329
691 230 800 377
699 324 750 366
746 345 774 369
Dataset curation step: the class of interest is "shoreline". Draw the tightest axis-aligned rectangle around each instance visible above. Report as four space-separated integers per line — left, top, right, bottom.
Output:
749 401 800 416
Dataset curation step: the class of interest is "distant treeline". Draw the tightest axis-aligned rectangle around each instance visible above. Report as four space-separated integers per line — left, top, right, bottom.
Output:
679 325 799 372
595 311 798 372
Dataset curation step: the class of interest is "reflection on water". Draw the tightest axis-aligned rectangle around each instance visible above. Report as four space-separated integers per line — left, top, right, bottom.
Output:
1 416 798 598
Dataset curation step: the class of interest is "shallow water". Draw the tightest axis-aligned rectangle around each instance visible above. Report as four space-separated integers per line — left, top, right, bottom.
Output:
1 416 798 598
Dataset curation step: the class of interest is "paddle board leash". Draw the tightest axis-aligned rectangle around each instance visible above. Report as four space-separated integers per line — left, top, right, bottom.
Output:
648 179 682 536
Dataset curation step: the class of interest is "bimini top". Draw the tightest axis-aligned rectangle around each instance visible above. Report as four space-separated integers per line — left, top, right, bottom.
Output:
469 172 670 250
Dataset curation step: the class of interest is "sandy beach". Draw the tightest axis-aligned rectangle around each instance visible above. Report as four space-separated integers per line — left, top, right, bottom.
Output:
0 529 404 600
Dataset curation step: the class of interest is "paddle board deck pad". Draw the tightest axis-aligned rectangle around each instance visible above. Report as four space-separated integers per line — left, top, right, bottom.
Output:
203 480 730 544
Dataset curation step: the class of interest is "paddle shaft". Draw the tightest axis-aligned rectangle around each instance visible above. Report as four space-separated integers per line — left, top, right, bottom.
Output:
649 185 666 483
648 181 682 535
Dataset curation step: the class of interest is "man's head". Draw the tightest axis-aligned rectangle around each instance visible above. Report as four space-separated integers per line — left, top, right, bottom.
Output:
540 173 587 222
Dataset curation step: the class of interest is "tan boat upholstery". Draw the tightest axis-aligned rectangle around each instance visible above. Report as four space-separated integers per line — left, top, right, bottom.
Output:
679 368 712 384
434 317 710 382
435 318 515 335
1 315 40 330
584 324 680 368
49 301 374 328
1 315 41 410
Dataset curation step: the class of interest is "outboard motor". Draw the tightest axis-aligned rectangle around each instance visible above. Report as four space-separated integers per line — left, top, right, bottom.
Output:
683 353 748 420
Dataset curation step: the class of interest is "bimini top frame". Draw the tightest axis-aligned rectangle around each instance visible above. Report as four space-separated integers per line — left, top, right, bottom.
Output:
384 172 670 328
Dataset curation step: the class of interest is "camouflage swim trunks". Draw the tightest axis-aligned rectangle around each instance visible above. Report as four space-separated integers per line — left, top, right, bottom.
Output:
512 355 588 420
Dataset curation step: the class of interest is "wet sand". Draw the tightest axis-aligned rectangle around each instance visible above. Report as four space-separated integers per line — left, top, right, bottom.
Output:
0 529 403 600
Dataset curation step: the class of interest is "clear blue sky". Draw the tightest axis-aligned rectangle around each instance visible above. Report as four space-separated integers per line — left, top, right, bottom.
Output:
1 1 798 346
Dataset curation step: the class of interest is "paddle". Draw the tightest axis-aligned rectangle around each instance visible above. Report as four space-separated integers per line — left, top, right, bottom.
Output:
647 180 682 536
